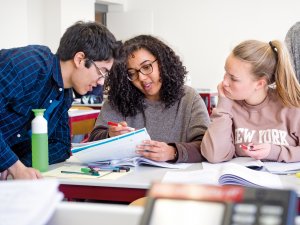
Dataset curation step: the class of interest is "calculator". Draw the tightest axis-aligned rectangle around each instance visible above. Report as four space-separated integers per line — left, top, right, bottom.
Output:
139 183 298 225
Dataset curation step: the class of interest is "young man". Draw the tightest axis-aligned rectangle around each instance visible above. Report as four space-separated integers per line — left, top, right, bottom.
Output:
0 21 122 180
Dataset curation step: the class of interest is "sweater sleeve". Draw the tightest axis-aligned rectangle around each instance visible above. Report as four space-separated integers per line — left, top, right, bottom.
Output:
174 90 210 163
265 108 300 162
266 144 300 162
201 96 236 163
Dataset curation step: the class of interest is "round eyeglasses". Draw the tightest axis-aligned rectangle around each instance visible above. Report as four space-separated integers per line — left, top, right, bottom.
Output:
90 60 110 80
127 59 157 81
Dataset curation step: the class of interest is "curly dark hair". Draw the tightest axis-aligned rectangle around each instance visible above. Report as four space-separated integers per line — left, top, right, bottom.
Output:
105 35 187 117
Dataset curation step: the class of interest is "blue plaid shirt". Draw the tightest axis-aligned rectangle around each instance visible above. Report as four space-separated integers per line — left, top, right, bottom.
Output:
0 45 72 171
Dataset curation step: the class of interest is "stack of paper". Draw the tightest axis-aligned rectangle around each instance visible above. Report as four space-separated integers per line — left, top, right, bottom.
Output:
0 179 63 225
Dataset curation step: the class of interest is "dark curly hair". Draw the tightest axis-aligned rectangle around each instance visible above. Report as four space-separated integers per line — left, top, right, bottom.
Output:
105 35 187 117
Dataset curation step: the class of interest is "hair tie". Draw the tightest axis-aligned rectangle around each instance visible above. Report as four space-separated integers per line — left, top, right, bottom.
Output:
269 41 278 54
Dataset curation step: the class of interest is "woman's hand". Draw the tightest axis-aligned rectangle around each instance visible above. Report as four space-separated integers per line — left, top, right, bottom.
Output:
243 143 271 160
136 140 177 162
108 121 135 137
217 82 226 98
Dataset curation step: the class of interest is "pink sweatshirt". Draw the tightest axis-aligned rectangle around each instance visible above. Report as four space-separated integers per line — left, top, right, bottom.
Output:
201 89 300 163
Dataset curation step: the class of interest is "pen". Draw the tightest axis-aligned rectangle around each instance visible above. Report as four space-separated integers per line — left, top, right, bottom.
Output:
107 121 119 126
240 144 254 151
107 121 135 131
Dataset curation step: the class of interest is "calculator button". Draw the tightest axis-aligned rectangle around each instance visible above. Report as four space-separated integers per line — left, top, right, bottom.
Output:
259 215 281 225
232 214 256 224
234 204 257 214
260 205 283 215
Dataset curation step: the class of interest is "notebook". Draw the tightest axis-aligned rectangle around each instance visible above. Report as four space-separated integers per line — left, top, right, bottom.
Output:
163 162 283 189
71 128 150 163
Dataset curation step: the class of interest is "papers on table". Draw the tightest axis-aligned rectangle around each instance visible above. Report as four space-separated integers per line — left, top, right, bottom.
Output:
71 128 191 169
202 157 264 170
263 161 300 174
43 165 129 180
0 179 62 225
163 157 283 189
72 128 150 163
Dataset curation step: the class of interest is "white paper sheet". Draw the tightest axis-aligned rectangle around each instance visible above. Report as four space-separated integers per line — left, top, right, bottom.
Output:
163 162 283 189
71 128 150 163
263 161 300 174
202 157 264 170
0 180 62 225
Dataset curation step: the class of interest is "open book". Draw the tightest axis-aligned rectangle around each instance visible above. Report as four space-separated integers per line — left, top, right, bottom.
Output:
71 128 150 163
163 162 283 189
88 157 191 169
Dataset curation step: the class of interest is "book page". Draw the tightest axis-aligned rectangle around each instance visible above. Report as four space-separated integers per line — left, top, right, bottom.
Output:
163 162 283 189
218 163 283 188
72 128 150 163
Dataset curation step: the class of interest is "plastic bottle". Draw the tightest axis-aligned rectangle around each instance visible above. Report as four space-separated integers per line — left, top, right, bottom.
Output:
31 109 48 172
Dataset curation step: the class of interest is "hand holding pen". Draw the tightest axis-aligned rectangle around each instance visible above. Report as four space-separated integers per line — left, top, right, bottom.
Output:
107 121 135 137
240 143 271 160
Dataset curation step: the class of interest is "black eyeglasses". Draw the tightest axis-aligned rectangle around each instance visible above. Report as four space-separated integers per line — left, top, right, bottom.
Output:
90 60 110 80
127 59 157 81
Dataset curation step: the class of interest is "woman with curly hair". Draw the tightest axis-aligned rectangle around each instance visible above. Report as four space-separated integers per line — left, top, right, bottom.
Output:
89 35 210 163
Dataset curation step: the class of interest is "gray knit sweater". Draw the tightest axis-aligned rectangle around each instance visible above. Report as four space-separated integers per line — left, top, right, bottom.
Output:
285 21 300 82
89 85 210 163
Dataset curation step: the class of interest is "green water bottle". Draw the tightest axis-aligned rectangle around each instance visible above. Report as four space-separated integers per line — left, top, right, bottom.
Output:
31 109 48 172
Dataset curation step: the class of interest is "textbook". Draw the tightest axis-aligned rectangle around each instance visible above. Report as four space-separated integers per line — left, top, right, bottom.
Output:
163 162 283 189
88 156 191 169
71 128 150 163
71 128 190 169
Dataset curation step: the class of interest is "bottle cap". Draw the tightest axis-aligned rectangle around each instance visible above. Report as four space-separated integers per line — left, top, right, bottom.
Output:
32 109 46 116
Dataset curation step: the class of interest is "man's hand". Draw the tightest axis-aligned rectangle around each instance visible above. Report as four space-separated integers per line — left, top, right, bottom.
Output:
6 160 42 180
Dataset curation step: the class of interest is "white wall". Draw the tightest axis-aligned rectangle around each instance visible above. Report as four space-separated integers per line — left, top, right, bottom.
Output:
107 0 300 91
0 0 29 48
0 0 299 90
44 0 96 52
0 0 95 52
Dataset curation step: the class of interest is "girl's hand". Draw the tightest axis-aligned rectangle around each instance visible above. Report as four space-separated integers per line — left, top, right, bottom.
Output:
243 143 271 160
108 121 135 137
217 82 226 98
136 140 177 162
